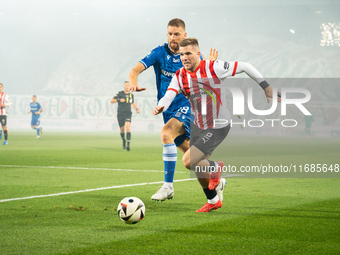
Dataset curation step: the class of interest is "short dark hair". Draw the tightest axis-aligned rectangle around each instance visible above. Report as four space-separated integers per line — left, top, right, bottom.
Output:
123 81 129 84
168 18 185 30
33 95 37 97
179 37 199 48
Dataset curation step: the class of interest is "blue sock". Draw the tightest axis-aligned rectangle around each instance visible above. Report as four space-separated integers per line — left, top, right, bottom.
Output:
37 127 40 136
163 143 177 183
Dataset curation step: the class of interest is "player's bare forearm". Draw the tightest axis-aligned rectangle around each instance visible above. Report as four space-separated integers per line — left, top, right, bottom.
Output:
110 98 117 104
152 106 164 115
128 63 147 92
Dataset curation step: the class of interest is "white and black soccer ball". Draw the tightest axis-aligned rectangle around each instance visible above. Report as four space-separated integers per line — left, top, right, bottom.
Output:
117 197 145 224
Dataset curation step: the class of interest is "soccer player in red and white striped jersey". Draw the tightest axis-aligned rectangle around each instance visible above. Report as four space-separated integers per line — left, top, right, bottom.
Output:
153 38 280 212
0 83 12 145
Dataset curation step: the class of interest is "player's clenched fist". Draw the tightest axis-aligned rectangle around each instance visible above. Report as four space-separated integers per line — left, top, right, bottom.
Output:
152 106 165 115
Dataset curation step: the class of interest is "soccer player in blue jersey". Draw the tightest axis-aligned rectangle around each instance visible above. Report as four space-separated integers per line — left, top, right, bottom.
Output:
28 95 43 139
129 18 221 201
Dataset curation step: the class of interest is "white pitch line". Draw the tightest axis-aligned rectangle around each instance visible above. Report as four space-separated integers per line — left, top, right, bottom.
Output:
0 178 195 203
0 165 187 174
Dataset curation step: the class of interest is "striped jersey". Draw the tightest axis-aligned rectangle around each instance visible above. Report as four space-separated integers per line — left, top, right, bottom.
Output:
167 60 240 130
0 92 12 116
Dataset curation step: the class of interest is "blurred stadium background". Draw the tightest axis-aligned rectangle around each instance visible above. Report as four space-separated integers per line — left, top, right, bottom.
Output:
1 0 339 134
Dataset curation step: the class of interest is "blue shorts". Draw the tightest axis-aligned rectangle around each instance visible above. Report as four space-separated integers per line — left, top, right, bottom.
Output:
162 105 191 147
31 117 40 126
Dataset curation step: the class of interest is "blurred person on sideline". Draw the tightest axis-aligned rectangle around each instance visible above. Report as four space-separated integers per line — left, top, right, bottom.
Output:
111 81 140 151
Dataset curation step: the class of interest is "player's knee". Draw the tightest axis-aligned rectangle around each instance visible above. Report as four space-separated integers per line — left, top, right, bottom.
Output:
161 126 176 144
160 131 169 142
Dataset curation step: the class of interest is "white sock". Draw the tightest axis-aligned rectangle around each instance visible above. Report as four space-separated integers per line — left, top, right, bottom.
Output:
208 195 219 204
163 182 174 190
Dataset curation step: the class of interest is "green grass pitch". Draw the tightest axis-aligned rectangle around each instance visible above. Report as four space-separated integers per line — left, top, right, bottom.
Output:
0 131 339 254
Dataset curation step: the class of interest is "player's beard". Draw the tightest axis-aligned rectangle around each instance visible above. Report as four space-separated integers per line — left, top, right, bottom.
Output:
169 42 179 52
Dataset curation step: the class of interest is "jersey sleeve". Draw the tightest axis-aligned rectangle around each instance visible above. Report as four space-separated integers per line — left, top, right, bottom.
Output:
214 60 265 84
167 74 181 94
37 103 41 111
139 45 162 69
157 75 180 112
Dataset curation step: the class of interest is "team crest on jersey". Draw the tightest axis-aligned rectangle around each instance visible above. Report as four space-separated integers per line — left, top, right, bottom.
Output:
167 55 171 60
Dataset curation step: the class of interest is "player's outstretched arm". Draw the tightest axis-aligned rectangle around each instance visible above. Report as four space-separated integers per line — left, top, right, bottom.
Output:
110 98 118 104
218 61 281 103
128 63 147 92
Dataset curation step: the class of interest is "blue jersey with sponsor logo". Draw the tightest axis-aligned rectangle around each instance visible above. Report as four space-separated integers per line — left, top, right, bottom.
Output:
30 102 41 118
140 43 190 114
